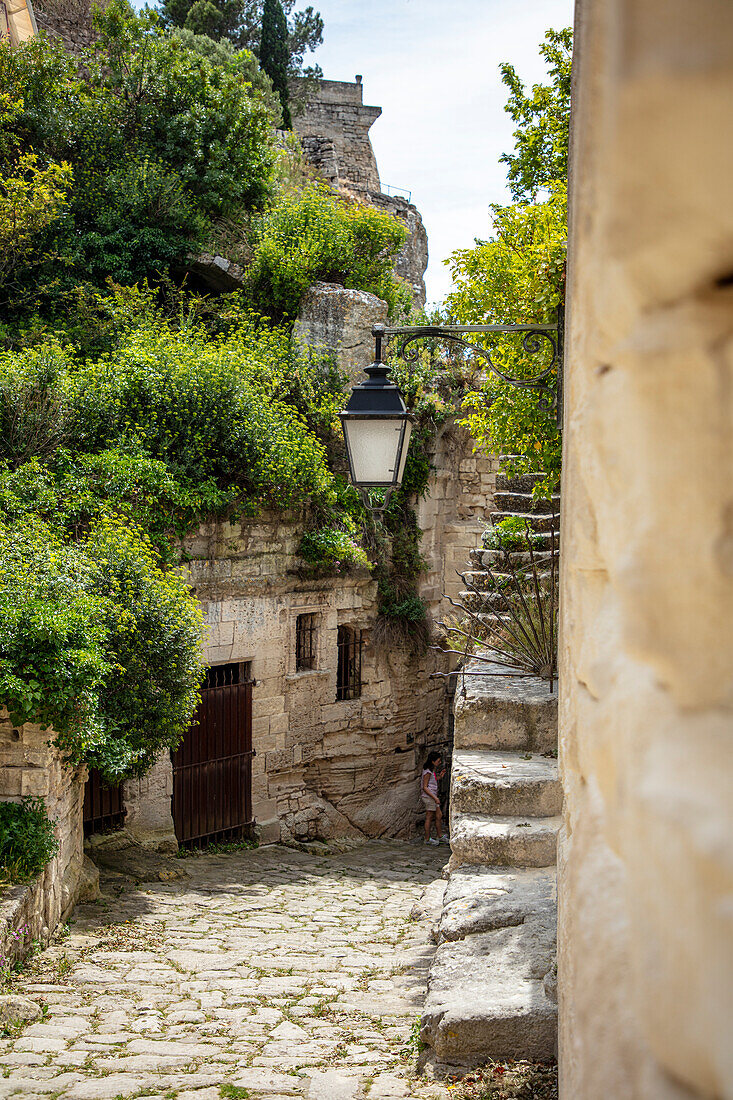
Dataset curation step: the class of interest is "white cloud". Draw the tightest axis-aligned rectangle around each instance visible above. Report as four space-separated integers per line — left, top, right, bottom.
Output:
297 0 573 304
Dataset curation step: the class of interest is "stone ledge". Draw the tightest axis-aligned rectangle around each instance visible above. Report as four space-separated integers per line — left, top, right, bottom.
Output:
421 915 557 1067
453 662 557 753
448 813 560 870
451 749 562 817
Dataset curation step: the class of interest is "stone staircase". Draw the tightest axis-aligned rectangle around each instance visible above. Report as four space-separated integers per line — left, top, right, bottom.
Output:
420 471 560 1073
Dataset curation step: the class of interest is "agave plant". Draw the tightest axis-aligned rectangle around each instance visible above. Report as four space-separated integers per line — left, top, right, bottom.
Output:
435 518 559 693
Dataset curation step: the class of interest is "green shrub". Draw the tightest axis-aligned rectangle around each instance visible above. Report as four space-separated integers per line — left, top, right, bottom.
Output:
0 515 204 783
299 522 369 571
486 517 545 551
0 797 59 882
245 182 412 321
0 1 278 313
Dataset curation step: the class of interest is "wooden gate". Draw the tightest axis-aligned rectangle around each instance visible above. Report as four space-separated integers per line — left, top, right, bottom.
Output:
83 768 125 836
171 661 254 846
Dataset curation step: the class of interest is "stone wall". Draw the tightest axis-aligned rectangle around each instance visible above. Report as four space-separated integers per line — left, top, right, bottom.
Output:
294 76 382 193
123 415 495 849
558 1 733 1097
33 0 103 51
0 716 88 959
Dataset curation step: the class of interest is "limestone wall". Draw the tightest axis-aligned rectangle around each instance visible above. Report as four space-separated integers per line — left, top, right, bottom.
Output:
559 1 733 1096
0 716 86 958
33 0 103 51
121 415 494 849
293 77 382 193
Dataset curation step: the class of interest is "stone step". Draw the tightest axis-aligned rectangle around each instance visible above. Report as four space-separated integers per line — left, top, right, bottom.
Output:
451 750 562 817
470 546 558 569
459 581 554 613
489 511 560 533
437 863 556 943
421 865 557 1067
493 491 560 514
496 470 556 494
448 812 560 869
453 661 558 754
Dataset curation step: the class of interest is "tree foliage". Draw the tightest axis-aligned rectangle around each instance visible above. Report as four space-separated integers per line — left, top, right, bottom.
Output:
0 514 203 783
0 1 278 318
446 187 566 495
160 0 323 81
499 27 572 202
443 28 571 493
260 0 291 128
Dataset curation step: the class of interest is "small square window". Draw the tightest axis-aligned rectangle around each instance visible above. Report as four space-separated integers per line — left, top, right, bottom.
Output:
337 626 362 701
296 614 317 671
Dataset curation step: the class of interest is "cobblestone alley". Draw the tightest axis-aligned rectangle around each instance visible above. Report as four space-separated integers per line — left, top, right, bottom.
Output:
1 842 451 1100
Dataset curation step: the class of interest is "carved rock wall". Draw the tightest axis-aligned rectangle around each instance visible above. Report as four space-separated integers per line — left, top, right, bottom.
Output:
559 1 733 1096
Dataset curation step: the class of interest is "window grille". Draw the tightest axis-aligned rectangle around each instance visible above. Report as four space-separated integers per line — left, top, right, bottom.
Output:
337 626 362 700
296 614 318 671
204 661 252 690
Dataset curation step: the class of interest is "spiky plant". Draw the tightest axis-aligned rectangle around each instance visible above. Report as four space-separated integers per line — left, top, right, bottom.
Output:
435 518 559 692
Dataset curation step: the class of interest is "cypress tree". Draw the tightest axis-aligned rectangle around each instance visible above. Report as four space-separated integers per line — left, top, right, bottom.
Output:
260 0 292 129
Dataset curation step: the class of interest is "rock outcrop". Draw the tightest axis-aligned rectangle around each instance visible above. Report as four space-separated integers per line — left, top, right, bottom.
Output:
294 281 388 386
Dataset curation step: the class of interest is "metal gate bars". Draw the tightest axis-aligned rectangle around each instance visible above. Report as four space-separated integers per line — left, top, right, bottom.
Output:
171 661 255 846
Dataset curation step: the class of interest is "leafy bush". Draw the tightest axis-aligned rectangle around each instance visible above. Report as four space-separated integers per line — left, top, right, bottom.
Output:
0 515 204 783
65 320 336 507
447 187 566 497
299 521 369 571
0 797 59 882
245 182 412 321
0 1 278 313
486 517 546 552
0 308 341 516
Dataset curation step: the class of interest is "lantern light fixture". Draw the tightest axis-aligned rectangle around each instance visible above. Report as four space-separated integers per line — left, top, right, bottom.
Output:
340 309 563 512
339 325 414 513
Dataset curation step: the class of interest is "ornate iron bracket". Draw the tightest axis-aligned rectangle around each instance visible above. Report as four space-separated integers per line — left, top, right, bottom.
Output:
373 303 564 429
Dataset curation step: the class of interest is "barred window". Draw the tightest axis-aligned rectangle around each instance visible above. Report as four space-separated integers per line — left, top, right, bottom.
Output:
296 614 317 671
337 626 362 701
205 661 251 690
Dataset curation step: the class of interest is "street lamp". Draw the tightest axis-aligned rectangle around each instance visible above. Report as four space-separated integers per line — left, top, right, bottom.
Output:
340 313 563 511
339 326 414 512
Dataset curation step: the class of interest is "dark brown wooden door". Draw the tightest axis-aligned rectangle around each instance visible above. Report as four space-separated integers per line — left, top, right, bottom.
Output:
171 662 254 845
83 768 125 836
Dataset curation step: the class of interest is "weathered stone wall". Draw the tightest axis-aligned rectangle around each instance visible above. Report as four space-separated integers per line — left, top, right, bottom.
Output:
294 77 382 193
33 0 103 51
558 1 733 1096
0 716 87 959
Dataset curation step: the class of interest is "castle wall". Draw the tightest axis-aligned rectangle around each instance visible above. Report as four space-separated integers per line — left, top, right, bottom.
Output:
294 79 429 308
558 0 733 1095
294 77 382 193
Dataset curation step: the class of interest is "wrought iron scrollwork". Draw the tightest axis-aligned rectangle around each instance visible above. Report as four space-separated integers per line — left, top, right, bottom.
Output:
376 308 565 428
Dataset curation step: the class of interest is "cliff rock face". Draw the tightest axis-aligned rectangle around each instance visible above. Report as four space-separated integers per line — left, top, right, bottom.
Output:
293 281 388 386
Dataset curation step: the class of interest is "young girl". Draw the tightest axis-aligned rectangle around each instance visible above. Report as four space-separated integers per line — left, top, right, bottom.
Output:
421 751 449 845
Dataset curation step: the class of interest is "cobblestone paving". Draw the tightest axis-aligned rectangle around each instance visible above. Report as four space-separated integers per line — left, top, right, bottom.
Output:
1 841 450 1100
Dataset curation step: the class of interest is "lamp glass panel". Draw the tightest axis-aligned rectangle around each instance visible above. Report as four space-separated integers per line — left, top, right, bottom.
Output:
396 420 412 483
344 417 406 486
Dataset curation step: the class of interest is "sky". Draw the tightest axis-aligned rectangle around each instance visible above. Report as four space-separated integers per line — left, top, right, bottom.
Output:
296 0 574 305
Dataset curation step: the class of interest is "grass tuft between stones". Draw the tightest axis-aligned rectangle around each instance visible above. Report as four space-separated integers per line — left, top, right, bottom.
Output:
450 1061 558 1100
